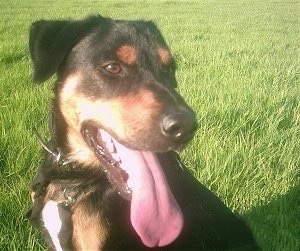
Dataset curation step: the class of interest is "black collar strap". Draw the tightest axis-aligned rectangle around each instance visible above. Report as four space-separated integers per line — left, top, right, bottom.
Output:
60 182 96 209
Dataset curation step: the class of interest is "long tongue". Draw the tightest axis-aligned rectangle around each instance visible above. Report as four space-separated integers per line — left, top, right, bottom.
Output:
112 139 184 247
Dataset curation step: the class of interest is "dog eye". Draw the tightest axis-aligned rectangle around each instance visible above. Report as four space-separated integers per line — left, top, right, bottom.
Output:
103 63 122 74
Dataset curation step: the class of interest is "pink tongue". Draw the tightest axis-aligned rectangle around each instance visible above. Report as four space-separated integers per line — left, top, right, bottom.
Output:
112 140 184 247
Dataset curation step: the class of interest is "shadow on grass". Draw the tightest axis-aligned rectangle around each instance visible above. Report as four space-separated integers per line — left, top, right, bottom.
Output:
246 184 300 250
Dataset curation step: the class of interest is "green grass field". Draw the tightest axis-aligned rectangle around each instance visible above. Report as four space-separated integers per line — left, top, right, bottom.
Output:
0 0 299 250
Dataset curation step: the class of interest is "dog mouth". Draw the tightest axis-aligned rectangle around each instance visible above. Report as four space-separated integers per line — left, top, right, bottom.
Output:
81 123 183 248
81 124 132 199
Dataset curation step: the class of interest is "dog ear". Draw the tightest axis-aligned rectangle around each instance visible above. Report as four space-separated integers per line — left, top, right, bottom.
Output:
29 16 104 83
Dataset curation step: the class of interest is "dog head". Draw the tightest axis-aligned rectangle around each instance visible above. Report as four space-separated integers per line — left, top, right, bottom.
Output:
30 15 197 156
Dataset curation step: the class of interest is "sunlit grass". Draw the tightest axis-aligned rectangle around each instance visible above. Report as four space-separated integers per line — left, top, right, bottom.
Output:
0 0 299 250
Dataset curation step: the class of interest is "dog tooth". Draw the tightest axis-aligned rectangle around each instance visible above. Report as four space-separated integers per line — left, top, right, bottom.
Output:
103 142 114 153
111 152 121 162
100 129 112 143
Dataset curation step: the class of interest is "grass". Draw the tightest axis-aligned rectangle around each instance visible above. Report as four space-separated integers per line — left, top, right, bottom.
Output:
0 0 299 250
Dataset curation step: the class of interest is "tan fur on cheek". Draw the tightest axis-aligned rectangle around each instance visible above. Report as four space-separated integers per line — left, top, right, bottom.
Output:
59 75 82 130
58 74 101 166
59 74 125 135
73 88 162 143
114 90 161 123
101 89 162 142
67 131 100 167
77 100 127 137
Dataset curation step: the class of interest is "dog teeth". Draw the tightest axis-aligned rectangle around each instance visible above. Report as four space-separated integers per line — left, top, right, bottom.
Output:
99 129 112 143
98 129 121 162
99 129 116 153
107 142 116 153
111 152 121 162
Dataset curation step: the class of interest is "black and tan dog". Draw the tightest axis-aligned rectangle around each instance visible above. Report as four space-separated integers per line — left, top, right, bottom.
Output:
27 15 259 250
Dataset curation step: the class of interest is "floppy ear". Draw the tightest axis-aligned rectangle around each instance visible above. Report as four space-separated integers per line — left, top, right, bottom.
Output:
29 16 104 83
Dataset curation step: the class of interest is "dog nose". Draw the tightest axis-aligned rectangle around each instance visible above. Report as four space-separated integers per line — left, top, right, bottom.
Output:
161 112 198 144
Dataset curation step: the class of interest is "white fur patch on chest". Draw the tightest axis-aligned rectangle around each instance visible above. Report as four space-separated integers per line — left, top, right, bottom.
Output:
42 200 63 250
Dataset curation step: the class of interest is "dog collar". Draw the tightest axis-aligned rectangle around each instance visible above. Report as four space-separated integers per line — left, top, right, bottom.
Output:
59 182 96 209
33 127 72 166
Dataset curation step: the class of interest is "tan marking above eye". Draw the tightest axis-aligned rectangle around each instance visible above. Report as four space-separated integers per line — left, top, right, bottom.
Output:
116 45 137 65
158 47 171 65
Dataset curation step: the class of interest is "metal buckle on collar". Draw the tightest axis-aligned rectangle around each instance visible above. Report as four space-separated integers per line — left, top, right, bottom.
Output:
60 183 95 208
33 127 72 166
56 151 72 166
61 188 74 208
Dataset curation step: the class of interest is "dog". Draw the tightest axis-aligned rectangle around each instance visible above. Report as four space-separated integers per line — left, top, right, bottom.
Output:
27 15 259 250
